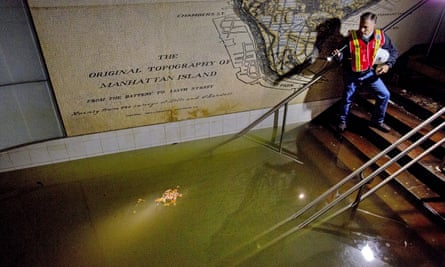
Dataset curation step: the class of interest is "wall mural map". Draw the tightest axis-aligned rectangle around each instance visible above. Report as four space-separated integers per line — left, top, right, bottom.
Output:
220 0 381 88
28 0 412 136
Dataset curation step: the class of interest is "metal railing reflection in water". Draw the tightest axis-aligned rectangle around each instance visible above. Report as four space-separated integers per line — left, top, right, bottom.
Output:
222 107 444 266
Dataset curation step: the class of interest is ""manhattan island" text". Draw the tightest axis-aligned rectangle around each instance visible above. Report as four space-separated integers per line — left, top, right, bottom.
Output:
99 71 217 89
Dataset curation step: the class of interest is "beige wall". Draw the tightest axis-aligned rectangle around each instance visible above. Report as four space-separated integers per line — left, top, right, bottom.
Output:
28 0 445 136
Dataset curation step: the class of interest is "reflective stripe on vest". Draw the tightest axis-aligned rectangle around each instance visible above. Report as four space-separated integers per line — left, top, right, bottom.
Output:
349 29 385 72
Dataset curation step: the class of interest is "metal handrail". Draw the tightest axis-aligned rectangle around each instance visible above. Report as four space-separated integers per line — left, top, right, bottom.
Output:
211 64 334 151
258 107 444 243
427 3 445 57
219 2 440 264
224 107 445 265
219 0 430 156
253 107 444 237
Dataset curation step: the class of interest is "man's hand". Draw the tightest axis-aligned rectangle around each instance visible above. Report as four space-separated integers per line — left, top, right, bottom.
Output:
375 64 389 75
327 49 342 62
332 49 342 58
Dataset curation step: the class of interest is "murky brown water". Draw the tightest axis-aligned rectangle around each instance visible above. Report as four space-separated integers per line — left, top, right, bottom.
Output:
0 124 443 266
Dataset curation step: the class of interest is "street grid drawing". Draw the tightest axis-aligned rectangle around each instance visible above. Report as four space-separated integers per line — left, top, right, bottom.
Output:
214 0 382 89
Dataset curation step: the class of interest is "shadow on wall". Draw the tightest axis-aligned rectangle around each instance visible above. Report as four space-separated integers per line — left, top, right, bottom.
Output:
270 17 346 107
302 17 346 103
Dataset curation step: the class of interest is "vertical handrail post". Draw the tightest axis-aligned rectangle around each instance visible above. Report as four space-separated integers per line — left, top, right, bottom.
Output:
349 171 366 220
279 103 288 152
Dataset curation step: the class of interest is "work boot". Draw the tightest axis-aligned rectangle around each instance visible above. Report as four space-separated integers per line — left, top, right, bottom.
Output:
370 122 391 132
337 122 347 132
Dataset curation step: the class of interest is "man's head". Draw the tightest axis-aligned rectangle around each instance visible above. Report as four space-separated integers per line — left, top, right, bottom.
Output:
359 12 377 38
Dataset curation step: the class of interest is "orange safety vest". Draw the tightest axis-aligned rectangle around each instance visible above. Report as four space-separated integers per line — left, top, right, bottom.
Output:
349 29 385 72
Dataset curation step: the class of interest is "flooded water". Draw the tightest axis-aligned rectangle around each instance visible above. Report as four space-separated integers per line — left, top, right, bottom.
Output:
0 124 443 266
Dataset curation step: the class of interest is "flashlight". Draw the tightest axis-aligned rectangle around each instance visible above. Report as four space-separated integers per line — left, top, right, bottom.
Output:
327 44 347 62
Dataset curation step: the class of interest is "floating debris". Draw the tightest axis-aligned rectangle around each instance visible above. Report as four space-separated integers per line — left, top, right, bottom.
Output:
155 186 183 206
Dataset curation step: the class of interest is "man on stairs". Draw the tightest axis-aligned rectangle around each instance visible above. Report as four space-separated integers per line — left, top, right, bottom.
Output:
333 12 398 133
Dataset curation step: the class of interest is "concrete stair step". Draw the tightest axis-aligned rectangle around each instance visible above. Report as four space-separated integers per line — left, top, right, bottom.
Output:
389 86 444 120
354 98 445 185
342 127 445 223
303 121 445 259
309 101 445 225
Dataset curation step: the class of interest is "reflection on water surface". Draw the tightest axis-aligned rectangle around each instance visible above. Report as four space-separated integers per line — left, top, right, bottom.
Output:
0 124 443 266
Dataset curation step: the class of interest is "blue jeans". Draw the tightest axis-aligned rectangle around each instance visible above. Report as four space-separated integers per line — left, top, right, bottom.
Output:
338 69 390 124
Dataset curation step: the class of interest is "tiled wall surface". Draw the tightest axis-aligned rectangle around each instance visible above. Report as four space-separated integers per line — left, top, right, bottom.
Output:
0 100 337 172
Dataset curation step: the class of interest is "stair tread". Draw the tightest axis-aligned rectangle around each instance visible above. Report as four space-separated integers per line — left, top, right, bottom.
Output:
305 122 445 256
388 86 444 118
308 126 362 171
349 107 445 184
306 125 340 155
341 130 441 201
367 122 445 183
309 123 442 201
387 106 444 142
366 98 445 144
308 123 445 223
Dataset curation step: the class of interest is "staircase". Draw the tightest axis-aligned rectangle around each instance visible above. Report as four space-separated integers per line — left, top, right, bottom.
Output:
304 44 445 225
